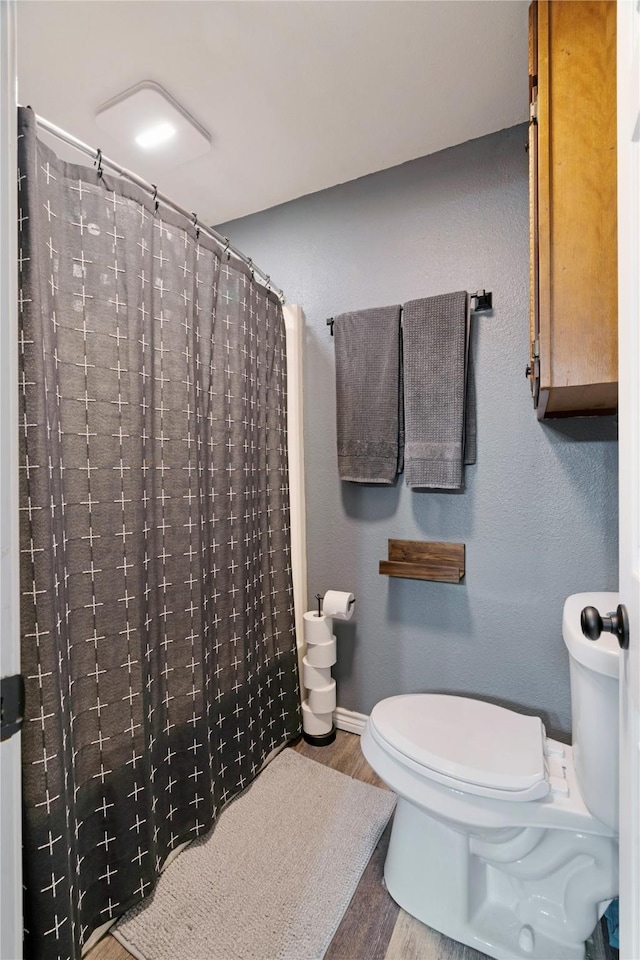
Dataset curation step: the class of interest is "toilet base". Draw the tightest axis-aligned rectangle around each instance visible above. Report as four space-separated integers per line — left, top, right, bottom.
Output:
383 797 616 960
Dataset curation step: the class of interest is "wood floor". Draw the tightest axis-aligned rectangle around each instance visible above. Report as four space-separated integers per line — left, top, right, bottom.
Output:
86 730 613 960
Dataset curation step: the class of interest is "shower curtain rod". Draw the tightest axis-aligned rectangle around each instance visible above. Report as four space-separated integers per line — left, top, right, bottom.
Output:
32 111 286 303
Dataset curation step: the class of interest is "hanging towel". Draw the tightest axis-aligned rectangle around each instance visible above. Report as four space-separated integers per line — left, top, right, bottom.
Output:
604 899 619 949
403 291 476 489
334 305 403 483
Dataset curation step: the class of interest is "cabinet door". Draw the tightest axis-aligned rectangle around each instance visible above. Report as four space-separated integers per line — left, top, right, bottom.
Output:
531 0 618 419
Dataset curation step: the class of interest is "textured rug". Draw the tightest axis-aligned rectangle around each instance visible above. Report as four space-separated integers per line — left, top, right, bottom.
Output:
114 749 395 960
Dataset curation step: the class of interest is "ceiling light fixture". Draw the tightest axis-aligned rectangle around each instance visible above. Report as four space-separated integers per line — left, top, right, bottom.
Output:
95 81 211 170
135 121 176 150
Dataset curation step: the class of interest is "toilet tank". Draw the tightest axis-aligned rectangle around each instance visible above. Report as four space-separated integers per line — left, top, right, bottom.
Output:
563 592 620 831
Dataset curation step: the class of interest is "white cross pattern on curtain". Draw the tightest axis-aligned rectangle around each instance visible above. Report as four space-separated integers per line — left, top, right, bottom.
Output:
17 107 301 960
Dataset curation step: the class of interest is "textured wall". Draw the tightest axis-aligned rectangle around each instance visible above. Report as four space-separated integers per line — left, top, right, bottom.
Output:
218 125 618 737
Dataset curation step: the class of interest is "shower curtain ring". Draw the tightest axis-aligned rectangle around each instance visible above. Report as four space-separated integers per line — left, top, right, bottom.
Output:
223 237 230 261
94 148 103 180
192 212 200 239
151 184 159 213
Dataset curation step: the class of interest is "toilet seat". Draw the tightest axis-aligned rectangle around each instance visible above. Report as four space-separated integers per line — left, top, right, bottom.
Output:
369 694 550 801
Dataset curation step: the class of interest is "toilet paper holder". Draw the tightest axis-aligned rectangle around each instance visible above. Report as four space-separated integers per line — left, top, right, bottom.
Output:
314 593 356 617
302 592 355 747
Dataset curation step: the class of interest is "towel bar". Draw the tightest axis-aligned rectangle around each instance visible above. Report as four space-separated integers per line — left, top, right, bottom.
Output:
326 290 492 335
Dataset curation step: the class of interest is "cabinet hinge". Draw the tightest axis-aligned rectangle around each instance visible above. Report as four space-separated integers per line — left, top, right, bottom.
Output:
0 674 25 742
532 339 540 359
529 100 538 125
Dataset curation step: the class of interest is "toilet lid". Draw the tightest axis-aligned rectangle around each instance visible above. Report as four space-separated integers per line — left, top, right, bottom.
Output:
369 694 548 796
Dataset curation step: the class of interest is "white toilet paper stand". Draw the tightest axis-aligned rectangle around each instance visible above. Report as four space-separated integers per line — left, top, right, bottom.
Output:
302 614 337 746
301 592 354 746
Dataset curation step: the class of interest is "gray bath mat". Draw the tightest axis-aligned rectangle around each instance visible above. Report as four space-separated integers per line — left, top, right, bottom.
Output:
114 748 395 960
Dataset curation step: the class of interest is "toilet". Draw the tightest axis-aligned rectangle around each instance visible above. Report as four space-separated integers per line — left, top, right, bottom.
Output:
361 593 620 960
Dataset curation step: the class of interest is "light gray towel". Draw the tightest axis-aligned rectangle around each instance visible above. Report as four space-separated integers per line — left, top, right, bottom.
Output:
334 305 403 483
403 291 476 489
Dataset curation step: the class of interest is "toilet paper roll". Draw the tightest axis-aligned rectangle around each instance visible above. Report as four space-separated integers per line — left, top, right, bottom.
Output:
304 635 337 668
303 656 332 691
322 590 355 621
308 679 337 714
302 699 333 737
304 610 333 645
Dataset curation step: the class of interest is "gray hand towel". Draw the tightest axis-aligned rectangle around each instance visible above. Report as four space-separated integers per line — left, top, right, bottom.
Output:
403 291 476 490
334 305 403 483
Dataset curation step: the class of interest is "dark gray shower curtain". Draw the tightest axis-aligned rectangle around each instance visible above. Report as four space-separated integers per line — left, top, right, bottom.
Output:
17 107 301 960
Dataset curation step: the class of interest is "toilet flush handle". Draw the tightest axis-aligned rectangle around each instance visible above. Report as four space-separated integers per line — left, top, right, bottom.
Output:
580 604 630 650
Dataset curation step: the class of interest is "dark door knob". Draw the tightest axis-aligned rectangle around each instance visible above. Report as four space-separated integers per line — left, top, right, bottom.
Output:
580 604 630 650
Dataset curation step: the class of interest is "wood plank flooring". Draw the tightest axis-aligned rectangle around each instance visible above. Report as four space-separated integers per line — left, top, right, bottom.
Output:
86 730 611 960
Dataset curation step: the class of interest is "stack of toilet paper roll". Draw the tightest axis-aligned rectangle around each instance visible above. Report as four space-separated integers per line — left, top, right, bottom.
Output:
302 590 355 746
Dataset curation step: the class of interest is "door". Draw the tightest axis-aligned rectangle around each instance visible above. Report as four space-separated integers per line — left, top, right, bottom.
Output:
0 2 23 959
617 0 640 956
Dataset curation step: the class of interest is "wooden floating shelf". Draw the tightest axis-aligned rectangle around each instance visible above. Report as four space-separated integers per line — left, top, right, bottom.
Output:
379 539 465 583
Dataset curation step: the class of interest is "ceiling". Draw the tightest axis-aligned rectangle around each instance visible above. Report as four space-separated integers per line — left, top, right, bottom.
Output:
16 0 529 225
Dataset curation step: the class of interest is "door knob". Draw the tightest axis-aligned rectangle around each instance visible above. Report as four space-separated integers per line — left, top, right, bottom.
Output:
580 604 630 650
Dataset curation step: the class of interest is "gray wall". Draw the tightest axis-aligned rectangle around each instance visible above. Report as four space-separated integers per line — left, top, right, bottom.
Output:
218 125 618 737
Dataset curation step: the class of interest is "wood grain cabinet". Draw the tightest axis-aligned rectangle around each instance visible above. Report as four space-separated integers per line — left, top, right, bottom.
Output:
528 0 617 418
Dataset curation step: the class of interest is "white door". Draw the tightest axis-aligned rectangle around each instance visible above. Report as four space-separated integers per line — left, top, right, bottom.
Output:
0 2 23 959
617 0 640 956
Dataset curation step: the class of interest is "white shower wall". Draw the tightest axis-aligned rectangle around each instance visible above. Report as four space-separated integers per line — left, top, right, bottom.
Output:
283 304 308 699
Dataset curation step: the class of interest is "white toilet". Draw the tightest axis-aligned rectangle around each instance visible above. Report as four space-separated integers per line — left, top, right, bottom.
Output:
361 593 620 960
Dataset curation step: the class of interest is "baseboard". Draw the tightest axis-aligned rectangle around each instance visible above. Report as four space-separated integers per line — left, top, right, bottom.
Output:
333 706 368 736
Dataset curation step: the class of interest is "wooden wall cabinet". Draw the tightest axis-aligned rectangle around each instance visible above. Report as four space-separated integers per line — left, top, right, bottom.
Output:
528 0 617 418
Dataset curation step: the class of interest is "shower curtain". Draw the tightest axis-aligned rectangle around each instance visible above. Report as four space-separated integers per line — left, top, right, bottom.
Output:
17 107 301 960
